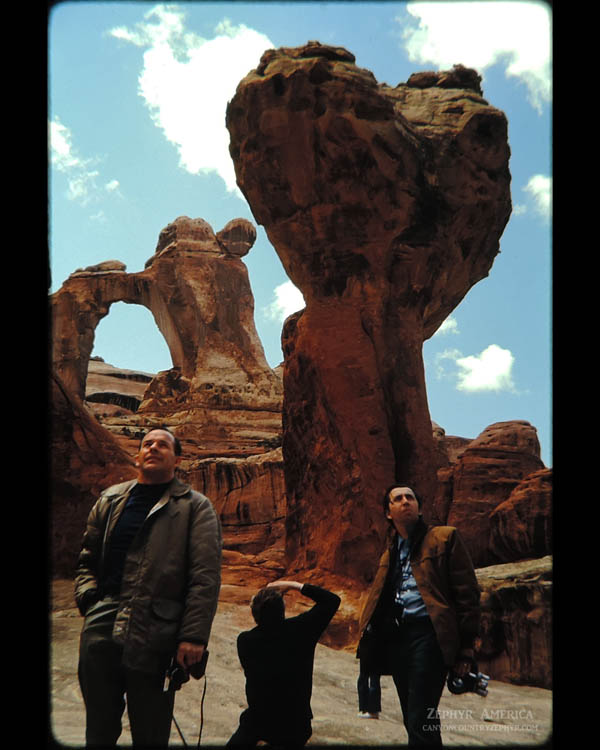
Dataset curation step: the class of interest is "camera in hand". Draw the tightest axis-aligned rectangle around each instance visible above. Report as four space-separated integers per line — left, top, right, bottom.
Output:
163 650 209 692
164 662 190 692
447 669 489 697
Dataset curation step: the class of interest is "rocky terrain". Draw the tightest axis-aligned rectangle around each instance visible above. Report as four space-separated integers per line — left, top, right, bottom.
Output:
50 579 552 747
49 41 552 735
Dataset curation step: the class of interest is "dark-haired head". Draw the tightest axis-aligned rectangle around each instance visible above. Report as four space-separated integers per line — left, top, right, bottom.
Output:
251 587 285 627
140 426 182 456
382 484 422 517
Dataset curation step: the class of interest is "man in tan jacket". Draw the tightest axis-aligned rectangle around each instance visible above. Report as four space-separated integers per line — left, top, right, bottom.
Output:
75 427 222 747
357 485 480 747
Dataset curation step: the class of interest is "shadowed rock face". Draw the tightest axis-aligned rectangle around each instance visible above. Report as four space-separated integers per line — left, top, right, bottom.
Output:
227 43 512 581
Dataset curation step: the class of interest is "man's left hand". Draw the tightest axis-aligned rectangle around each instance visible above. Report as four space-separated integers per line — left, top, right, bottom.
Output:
177 641 205 670
453 659 472 677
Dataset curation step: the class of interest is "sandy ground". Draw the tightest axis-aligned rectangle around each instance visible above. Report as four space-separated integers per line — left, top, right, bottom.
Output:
49 580 552 747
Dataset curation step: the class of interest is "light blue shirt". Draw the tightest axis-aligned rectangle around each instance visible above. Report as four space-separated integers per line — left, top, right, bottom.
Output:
393 534 428 620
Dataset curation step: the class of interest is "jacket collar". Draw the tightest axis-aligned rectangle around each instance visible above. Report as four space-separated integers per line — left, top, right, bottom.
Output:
161 476 191 498
106 475 190 502
388 516 429 549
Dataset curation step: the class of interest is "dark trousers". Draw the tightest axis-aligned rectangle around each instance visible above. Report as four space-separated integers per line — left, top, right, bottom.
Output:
387 618 448 747
357 665 381 714
227 709 310 749
78 601 175 747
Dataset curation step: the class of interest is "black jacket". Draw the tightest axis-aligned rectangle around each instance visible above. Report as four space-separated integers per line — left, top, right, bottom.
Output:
236 584 340 743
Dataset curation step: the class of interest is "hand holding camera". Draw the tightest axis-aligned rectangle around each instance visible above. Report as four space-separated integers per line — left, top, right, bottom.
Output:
163 647 209 692
447 667 489 697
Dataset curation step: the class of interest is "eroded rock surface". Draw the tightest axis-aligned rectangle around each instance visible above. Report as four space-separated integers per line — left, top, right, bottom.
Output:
441 421 546 567
227 43 512 582
476 556 552 688
489 468 552 564
51 216 282 458
50 371 137 573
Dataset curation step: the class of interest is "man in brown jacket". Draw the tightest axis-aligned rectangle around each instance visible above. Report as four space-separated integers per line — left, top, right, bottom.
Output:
74 427 222 747
357 485 480 747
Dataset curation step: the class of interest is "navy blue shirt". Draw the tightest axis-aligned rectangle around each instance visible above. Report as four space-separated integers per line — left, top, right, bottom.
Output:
101 482 170 594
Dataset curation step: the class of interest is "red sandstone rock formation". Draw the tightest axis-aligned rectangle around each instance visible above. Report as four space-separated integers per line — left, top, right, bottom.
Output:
489 468 552 563
442 421 546 567
51 216 282 458
48 45 550 685
50 371 137 573
226 43 512 583
85 358 154 414
183 448 287 557
476 556 552 688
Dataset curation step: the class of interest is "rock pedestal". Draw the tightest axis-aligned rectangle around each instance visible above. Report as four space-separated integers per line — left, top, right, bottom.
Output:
226 43 512 582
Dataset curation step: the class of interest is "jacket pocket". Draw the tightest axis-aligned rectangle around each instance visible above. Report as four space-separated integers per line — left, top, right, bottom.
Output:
82 596 120 633
147 598 183 653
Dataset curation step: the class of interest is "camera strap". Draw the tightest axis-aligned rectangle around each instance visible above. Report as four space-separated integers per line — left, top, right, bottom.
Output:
171 673 208 748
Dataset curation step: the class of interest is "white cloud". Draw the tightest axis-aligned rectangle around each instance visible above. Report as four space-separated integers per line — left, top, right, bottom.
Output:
264 281 305 322
455 344 516 392
109 5 273 193
434 344 516 392
50 117 99 206
433 347 463 380
524 174 551 219
49 117 119 207
401 2 551 112
49 118 80 171
433 316 459 336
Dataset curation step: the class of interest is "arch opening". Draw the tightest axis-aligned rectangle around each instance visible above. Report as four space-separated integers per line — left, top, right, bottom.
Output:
85 302 173 416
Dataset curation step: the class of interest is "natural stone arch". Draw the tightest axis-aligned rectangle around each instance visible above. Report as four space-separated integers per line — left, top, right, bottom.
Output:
50 217 281 413
51 271 182 403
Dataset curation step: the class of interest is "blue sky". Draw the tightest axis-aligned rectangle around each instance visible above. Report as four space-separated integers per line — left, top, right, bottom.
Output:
48 1 552 466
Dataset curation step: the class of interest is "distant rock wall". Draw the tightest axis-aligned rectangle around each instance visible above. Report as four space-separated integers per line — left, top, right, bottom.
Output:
432 421 550 567
476 557 552 688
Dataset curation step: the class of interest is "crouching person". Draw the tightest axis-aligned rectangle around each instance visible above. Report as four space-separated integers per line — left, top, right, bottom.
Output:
228 581 341 749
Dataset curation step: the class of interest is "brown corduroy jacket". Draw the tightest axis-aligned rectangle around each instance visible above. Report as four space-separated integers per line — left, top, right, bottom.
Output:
358 517 480 667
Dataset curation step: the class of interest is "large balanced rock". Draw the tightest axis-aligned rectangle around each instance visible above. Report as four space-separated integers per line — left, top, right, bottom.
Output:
226 43 512 582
